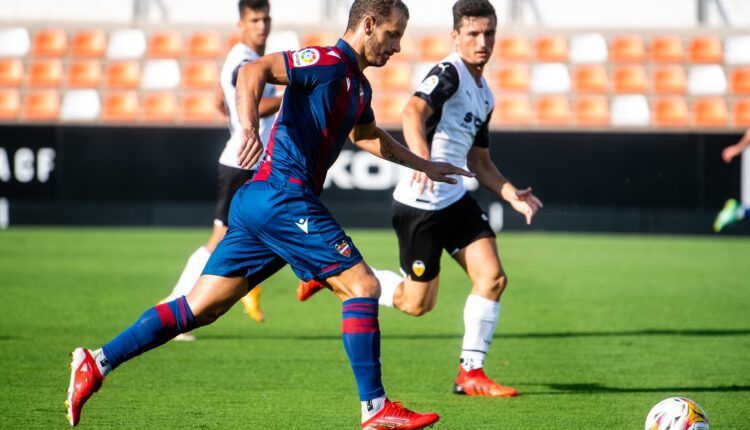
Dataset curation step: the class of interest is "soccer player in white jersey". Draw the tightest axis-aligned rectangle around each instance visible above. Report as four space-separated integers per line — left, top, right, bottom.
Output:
298 0 542 397
714 128 750 232
162 0 281 336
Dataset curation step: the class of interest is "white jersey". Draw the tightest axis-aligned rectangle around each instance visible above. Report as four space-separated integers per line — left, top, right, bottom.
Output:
218 43 277 170
393 52 494 211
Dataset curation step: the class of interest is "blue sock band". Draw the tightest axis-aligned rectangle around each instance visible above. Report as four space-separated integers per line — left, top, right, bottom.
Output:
102 296 197 371
341 297 385 401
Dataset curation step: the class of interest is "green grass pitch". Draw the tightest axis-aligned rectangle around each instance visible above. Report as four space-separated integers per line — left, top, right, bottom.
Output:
1 228 749 429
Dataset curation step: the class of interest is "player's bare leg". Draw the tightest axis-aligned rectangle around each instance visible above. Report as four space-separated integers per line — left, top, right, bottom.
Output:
391 276 440 316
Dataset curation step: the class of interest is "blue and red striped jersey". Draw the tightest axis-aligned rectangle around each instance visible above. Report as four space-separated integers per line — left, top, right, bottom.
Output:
254 39 375 195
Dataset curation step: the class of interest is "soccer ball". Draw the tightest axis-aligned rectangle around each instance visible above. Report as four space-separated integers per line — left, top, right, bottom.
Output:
645 397 709 430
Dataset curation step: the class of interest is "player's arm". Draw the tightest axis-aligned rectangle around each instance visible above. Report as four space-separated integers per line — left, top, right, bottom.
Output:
722 128 750 164
258 95 282 118
235 52 289 169
350 121 474 185
402 96 434 194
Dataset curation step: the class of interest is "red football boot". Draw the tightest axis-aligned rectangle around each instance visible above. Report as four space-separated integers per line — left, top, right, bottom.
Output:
362 399 439 430
296 279 329 301
453 365 518 397
66 348 104 426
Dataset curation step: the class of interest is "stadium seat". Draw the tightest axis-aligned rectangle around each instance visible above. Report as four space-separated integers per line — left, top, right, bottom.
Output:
569 33 608 64
734 99 750 126
148 31 183 58
183 61 219 89
70 29 106 57
365 61 411 92
535 95 570 125
225 32 241 52
393 35 415 60
650 36 684 63
142 92 177 122
370 94 410 126
141 59 181 90
419 34 452 61
0 59 23 87
534 34 568 62
693 97 728 126
572 65 607 93
101 92 138 122
106 61 140 89
731 68 750 94
106 29 146 59
652 97 689 126
724 35 750 65
613 65 648 93
492 64 530 92
266 30 301 54
32 29 67 57
531 63 570 93
60 89 100 121
574 96 609 125
611 95 650 126
610 35 646 63
493 95 532 125
687 65 727 95
67 60 102 88
28 59 63 87
495 35 530 61
652 65 686 94
0 90 20 119
182 92 219 123
187 31 221 58
0 27 31 58
22 90 60 120
300 32 336 48
689 36 722 63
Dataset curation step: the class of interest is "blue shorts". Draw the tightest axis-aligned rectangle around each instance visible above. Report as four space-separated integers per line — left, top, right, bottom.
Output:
203 179 363 284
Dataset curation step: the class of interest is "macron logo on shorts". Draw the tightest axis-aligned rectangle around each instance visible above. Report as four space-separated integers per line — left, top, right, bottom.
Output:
295 218 309 234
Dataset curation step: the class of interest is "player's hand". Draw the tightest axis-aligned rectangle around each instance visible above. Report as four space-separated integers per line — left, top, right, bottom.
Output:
722 144 743 164
508 187 543 225
422 161 475 185
238 127 264 169
410 170 434 195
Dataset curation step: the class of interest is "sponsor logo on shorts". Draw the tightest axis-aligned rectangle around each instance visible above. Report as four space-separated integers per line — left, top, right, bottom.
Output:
412 260 426 277
334 240 351 258
292 48 320 67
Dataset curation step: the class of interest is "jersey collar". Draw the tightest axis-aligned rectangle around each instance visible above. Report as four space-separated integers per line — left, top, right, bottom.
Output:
335 39 361 72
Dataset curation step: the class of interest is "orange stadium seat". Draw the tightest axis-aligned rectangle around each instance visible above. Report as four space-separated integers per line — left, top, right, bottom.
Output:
652 97 689 126
693 97 728 126
734 99 750 126
495 35 530 61
182 92 219 123
0 90 20 119
148 31 183 58
572 65 607 93
106 61 140 89
419 34 452 61
650 36 684 63
143 92 177 122
366 61 411 92
183 62 219 89
689 36 722 63
225 33 241 52
653 65 686 94
370 94 410 126
492 64 530 92
535 34 568 62
28 59 63 87
67 60 102 88
70 29 106 57
23 90 60 120
32 29 68 57
493 96 532 125
610 35 646 63
613 65 647 93
393 35 415 60
574 96 609 125
731 68 750 94
301 32 336 48
0 59 23 87
101 92 139 122
187 31 221 58
536 95 570 125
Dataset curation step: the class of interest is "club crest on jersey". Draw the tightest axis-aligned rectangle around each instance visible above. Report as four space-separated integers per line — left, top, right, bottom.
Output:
334 240 352 258
416 75 440 95
292 48 320 67
412 260 426 277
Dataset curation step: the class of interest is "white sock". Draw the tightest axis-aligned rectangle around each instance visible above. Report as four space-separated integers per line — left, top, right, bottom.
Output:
166 247 211 301
374 269 401 308
92 348 112 376
361 395 386 423
460 294 501 371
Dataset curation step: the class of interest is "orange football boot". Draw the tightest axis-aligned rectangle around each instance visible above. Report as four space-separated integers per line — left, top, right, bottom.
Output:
453 365 518 397
66 348 104 426
362 399 439 430
296 279 329 301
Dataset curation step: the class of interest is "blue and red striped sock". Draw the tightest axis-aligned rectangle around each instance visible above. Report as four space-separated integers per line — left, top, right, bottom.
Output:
101 296 197 372
341 297 385 401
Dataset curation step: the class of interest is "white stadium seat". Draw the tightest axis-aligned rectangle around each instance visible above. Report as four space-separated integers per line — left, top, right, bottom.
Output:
724 35 750 65
106 29 146 59
531 63 571 94
141 59 181 90
569 33 608 64
0 27 31 58
611 95 650 126
60 89 101 121
687 65 727 96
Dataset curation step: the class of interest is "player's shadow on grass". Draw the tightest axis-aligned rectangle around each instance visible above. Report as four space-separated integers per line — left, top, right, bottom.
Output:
531 383 750 395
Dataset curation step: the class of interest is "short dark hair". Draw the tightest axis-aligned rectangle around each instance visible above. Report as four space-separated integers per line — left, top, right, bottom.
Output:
452 0 496 30
238 0 269 16
346 0 409 32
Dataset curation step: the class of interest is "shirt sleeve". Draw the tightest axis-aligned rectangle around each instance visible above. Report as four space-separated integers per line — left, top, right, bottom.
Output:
230 59 253 87
414 62 460 112
472 109 493 148
283 47 325 88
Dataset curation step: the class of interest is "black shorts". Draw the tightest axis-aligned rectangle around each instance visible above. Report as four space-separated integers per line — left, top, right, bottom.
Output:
392 193 496 282
213 164 254 226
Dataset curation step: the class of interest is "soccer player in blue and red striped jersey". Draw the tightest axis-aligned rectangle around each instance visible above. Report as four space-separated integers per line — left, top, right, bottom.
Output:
66 1 473 428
